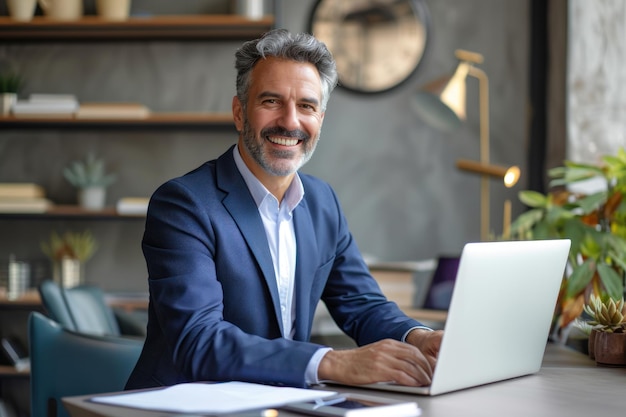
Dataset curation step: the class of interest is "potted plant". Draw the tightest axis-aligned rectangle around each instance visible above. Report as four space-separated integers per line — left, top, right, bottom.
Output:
41 230 98 287
63 152 117 210
581 294 625 366
509 147 626 343
0 72 22 115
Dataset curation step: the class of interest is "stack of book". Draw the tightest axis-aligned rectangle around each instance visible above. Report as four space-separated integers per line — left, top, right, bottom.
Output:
0 183 53 213
9 94 151 119
116 197 149 216
11 94 79 118
76 102 150 119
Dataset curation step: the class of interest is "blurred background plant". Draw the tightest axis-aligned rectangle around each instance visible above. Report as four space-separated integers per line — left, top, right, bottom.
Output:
0 72 22 94
0 57 24 94
509 147 626 340
63 152 117 189
41 230 98 262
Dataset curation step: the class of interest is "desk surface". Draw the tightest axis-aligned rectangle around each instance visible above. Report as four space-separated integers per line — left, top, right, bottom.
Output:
62 343 626 417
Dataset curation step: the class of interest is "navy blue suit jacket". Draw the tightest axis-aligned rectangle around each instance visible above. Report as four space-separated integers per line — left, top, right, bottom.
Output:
126 146 423 389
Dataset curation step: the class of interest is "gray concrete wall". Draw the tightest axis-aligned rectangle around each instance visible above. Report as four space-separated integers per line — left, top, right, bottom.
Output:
0 0 530 292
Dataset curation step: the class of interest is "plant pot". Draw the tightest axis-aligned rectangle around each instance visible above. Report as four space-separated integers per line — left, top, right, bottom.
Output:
594 331 626 366
6 0 37 21
52 257 83 288
588 329 598 360
96 0 131 21
78 186 106 210
0 93 17 115
37 0 83 21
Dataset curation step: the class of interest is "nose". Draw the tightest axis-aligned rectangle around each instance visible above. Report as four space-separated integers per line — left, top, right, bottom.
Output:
277 103 300 131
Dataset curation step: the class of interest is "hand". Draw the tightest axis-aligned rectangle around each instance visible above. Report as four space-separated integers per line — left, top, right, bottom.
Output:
317 338 435 387
405 328 444 371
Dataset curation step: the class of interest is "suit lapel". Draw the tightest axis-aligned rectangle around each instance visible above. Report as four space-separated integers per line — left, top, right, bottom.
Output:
216 148 284 335
292 198 318 341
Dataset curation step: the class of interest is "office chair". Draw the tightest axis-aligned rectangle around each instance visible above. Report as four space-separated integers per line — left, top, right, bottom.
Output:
29 311 143 417
38 280 146 337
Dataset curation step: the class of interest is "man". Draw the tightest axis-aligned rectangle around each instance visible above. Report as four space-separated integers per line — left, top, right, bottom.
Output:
126 29 443 390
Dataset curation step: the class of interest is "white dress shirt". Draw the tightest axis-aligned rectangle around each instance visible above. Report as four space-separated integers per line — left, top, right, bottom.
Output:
233 147 330 384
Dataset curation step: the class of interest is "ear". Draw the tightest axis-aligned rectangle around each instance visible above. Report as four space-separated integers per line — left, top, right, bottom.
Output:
232 96 244 132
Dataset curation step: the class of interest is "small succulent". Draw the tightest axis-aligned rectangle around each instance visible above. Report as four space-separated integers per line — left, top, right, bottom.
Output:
63 152 116 189
583 294 626 333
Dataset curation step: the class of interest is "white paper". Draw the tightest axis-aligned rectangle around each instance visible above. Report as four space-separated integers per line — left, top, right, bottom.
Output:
91 381 337 414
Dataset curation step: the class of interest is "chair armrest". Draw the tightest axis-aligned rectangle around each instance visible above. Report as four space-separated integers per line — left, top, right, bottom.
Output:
112 308 147 337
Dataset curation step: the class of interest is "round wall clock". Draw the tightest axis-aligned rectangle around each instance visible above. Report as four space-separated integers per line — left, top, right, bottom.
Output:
309 0 430 94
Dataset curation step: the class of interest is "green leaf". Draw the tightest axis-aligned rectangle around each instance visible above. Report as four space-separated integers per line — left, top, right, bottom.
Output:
566 258 596 299
562 218 587 253
518 190 548 208
575 191 608 214
530 220 557 240
549 166 605 187
509 208 544 234
545 205 576 225
596 263 624 300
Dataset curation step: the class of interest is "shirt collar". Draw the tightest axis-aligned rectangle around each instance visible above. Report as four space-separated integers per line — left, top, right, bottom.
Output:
233 145 304 213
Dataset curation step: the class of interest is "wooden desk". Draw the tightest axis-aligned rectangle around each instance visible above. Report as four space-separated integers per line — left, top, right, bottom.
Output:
62 344 626 417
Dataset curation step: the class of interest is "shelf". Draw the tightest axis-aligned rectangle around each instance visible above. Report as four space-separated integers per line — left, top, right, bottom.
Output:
0 365 29 378
0 15 275 41
0 290 41 308
0 112 235 130
0 205 145 220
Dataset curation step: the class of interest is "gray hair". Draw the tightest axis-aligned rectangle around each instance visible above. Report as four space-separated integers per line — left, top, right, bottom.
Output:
235 29 338 112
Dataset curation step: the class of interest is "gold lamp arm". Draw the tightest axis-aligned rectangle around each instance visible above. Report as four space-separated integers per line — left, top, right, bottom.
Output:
463 64 490 241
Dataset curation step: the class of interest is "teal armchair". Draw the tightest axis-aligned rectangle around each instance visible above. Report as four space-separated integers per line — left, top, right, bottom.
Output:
38 280 146 337
28 311 143 417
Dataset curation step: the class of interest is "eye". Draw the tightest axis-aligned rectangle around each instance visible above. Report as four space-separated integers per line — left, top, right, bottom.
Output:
300 103 317 112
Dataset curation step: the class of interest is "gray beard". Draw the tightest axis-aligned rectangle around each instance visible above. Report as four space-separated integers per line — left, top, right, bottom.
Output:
240 119 319 177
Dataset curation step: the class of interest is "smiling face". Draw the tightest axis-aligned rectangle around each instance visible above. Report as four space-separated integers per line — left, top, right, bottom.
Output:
233 57 325 186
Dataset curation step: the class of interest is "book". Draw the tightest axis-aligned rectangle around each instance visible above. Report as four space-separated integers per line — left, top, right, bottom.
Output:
91 381 337 415
75 103 150 119
0 183 45 199
29 94 78 104
0 198 52 213
11 93 79 116
116 197 149 216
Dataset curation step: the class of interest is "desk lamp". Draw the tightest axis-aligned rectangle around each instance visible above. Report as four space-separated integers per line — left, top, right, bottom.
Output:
412 49 520 241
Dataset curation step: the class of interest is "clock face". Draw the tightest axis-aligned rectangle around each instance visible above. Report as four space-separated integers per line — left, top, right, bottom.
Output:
309 0 430 94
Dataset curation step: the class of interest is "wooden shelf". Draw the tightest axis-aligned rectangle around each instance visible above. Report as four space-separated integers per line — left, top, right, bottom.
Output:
0 112 235 129
0 205 146 220
0 15 275 41
0 365 29 378
0 289 41 308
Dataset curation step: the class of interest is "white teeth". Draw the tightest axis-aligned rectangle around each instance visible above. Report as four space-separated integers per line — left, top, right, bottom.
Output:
268 136 298 146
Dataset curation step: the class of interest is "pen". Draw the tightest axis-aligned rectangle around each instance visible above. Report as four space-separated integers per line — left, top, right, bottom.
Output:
313 395 346 409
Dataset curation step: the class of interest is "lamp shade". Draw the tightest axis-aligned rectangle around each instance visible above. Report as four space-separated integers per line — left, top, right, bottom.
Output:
411 62 472 131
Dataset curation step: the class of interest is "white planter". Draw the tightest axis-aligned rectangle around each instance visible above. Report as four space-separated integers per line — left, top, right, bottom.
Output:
232 0 264 20
96 0 131 21
78 187 106 210
7 0 37 21
0 93 17 115
53 257 83 288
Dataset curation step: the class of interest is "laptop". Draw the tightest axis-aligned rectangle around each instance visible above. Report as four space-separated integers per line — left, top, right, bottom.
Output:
337 239 571 396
